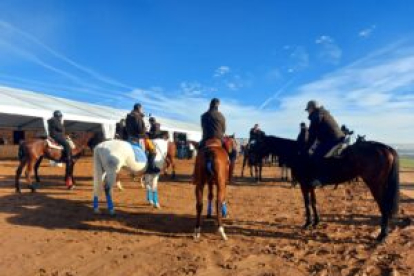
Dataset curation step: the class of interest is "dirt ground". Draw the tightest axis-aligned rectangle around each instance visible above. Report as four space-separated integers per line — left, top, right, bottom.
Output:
0 157 413 276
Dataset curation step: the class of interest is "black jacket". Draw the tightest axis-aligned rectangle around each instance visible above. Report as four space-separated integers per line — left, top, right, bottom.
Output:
307 107 344 149
125 111 146 139
47 117 65 139
297 127 309 151
201 107 226 140
149 122 161 139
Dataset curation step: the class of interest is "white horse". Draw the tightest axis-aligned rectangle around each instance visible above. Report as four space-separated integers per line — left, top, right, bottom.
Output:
93 138 168 215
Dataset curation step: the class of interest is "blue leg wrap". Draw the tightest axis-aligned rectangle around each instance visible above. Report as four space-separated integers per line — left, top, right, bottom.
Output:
105 188 114 211
207 201 213 216
93 196 99 210
222 202 228 217
206 161 213 174
153 190 159 205
146 189 152 202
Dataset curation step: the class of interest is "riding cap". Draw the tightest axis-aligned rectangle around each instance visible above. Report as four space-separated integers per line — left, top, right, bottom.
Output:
210 98 220 109
53 110 63 118
133 103 142 110
300 122 306 128
305 100 320 111
149 117 156 122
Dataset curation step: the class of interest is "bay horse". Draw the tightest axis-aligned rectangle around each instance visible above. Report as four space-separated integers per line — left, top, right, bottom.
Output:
223 136 238 183
256 135 399 241
163 141 177 179
15 133 94 193
193 138 229 240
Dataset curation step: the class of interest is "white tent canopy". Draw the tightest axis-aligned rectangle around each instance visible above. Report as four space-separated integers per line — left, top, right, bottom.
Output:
0 86 202 141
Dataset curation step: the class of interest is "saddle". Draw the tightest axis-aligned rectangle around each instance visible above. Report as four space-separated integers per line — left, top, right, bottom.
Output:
324 142 348 158
46 137 76 150
129 142 148 163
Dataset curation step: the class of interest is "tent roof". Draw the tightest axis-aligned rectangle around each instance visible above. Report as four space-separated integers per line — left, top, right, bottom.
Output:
0 86 201 137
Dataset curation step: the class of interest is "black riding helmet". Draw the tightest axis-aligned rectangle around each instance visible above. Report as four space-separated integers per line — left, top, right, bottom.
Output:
149 117 156 123
53 110 63 118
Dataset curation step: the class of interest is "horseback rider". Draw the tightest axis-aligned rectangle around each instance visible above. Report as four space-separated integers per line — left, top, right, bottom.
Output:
297 122 309 154
47 110 72 164
115 119 128 140
200 98 226 149
149 117 162 139
125 103 160 174
341 124 354 145
305 100 345 187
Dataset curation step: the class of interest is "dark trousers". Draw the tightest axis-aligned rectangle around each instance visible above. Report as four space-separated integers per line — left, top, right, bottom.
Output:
52 135 72 160
312 139 343 160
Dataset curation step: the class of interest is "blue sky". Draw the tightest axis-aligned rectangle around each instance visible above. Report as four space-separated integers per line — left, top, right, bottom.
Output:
1 0 414 143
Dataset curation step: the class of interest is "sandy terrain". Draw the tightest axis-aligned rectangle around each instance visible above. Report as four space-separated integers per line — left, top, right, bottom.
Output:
0 157 413 276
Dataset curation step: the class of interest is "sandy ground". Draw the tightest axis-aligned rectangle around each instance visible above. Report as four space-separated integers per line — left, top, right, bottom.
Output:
0 157 413 276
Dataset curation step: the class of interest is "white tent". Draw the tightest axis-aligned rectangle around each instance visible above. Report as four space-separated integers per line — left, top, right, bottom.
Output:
0 86 202 141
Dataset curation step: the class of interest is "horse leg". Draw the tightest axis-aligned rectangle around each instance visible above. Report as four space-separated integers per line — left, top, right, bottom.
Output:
171 159 176 179
241 156 246 177
25 160 36 192
116 174 124 191
15 159 27 193
228 161 234 183
104 171 116 216
216 176 228 240
310 188 320 227
194 181 205 240
377 213 389 242
34 156 43 183
301 186 312 229
207 183 213 218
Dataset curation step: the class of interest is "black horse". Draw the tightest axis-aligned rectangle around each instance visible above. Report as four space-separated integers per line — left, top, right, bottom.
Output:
254 135 399 241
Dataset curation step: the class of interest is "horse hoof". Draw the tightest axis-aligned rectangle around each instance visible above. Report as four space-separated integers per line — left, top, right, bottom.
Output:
154 203 161 209
206 214 213 219
218 226 228 241
193 227 201 240
28 185 36 193
108 209 116 216
376 232 388 242
148 200 154 206
302 222 312 230
15 189 22 194
93 208 101 215
67 185 75 190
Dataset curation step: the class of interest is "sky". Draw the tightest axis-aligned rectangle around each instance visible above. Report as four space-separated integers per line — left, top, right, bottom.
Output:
0 0 414 143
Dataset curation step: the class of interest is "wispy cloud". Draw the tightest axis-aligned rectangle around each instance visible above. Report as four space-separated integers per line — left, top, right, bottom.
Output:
287 46 309 73
359 25 376 38
213 66 231 77
315 35 342 65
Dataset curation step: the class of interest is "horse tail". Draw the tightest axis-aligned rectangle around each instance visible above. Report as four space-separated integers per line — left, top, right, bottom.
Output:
204 148 216 176
17 141 26 160
93 147 104 197
384 148 400 217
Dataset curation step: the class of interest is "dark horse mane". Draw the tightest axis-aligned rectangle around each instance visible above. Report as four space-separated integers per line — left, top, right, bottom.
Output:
256 135 299 167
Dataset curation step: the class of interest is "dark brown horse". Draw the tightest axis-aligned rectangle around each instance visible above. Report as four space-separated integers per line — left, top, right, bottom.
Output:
193 138 229 240
15 133 94 193
255 135 399 242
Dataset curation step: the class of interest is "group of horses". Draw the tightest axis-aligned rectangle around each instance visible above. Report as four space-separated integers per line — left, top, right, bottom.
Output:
12 132 399 242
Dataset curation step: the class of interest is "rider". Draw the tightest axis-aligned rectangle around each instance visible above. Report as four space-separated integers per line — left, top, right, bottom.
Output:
200 98 226 149
125 103 160 174
341 124 354 145
305 100 345 187
149 117 162 139
47 110 72 164
297 122 309 154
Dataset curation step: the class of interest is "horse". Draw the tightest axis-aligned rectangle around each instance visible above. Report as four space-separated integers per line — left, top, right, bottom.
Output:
193 138 229 240
92 138 168 215
241 143 262 181
163 141 177 179
15 132 94 193
255 135 399 241
223 136 238 183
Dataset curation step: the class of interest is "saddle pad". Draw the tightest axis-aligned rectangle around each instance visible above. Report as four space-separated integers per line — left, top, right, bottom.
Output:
130 143 147 163
324 143 348 158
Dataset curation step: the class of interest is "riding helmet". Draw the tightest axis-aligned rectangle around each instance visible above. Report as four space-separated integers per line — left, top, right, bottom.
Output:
53 110 63 118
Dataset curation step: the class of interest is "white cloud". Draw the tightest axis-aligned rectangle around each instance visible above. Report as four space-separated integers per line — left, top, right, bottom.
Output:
286 46 309 73
315 35 342 65
124 43 414 143
359 25 376 38
213 66 231 77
